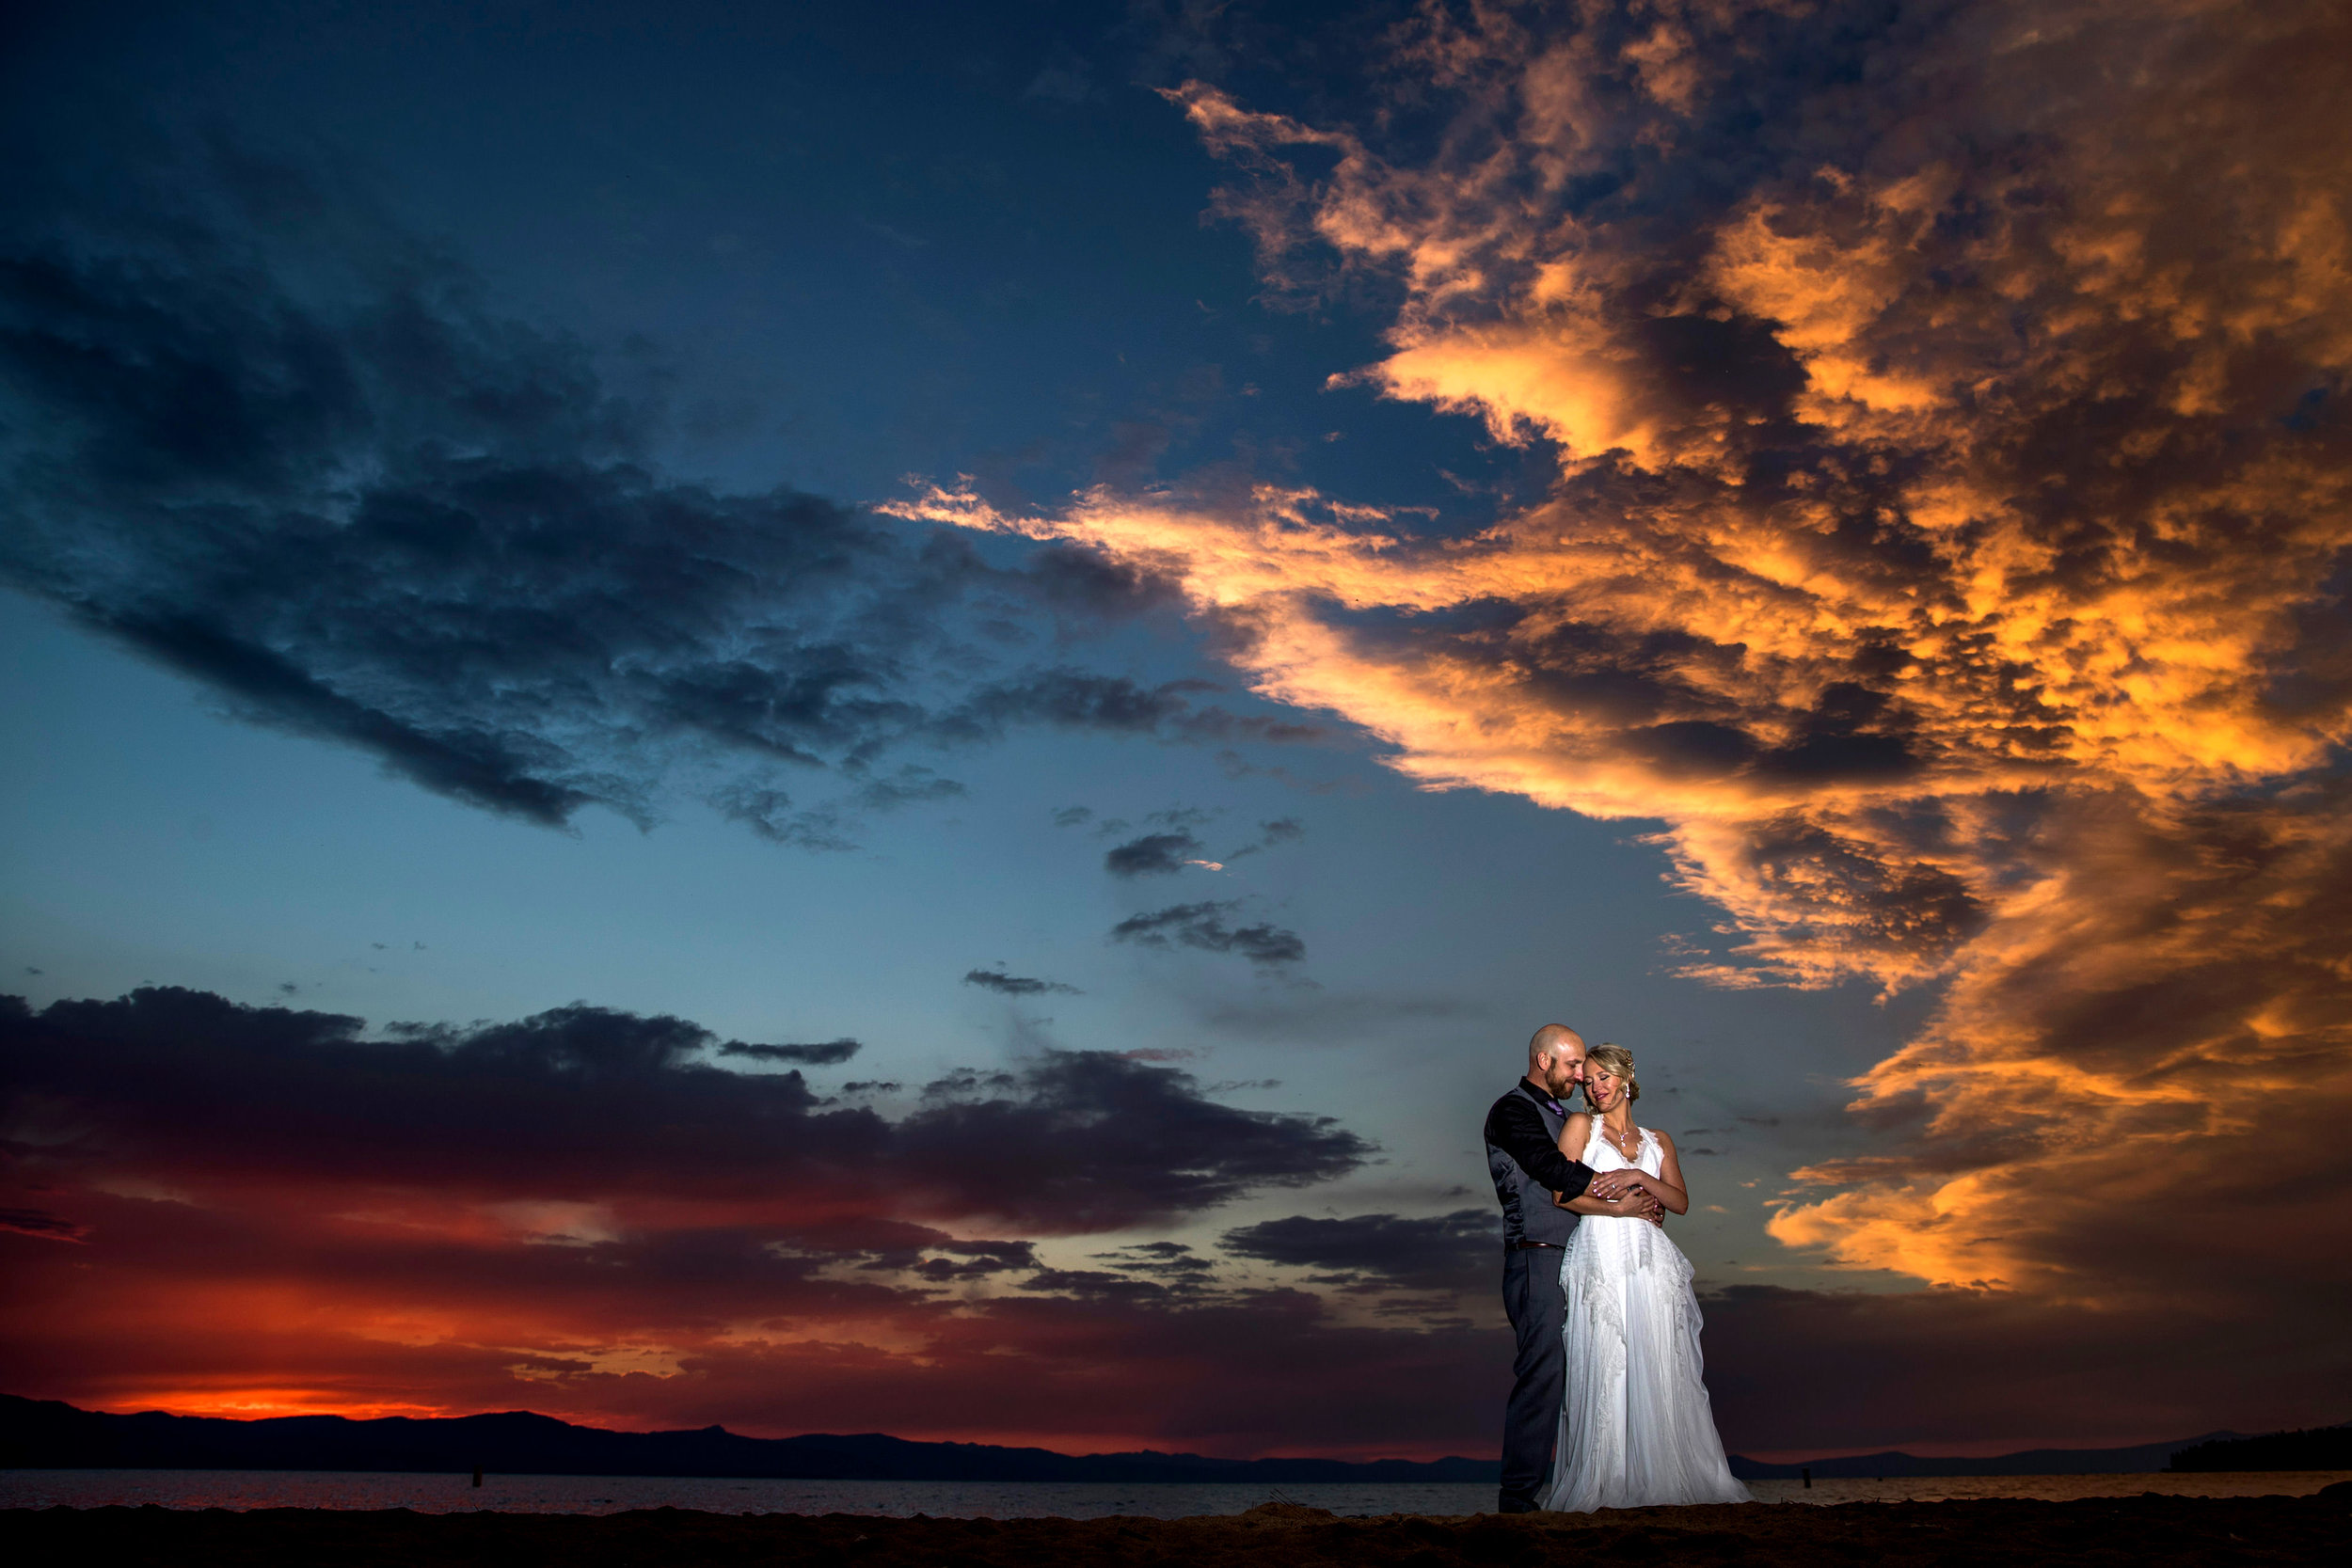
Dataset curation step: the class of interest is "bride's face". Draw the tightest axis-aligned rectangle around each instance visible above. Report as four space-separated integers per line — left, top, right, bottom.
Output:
1586 1068 1625 1111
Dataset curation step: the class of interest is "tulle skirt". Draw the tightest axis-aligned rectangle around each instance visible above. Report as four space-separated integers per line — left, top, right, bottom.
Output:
1542 1215 1752 1511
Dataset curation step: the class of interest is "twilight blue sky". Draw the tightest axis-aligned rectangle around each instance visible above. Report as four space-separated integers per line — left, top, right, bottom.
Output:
4 0 2347 1459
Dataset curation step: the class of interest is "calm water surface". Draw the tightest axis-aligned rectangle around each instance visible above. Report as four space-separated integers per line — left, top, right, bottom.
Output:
4 1469 2345 1515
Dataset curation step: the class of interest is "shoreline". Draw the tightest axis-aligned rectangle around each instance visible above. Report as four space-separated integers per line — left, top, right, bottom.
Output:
12 1490 2351 1566
4 1465 2346 1517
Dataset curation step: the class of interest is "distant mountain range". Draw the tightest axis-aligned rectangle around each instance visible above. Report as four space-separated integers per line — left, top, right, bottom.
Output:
4 1395 2342 1482
2169 1426 2352 1473
0 1396 1493 1483
1726 1433 2234 1480
1727 1423 2351 1480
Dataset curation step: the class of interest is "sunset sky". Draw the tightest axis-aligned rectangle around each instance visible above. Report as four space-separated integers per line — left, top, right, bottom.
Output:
3 0 2347 1464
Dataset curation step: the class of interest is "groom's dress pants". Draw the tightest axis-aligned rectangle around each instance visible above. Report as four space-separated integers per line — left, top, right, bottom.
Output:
1498 1243 1567 1512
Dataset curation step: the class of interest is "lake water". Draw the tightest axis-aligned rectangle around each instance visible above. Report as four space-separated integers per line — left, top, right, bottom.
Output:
3 1468 2344 1515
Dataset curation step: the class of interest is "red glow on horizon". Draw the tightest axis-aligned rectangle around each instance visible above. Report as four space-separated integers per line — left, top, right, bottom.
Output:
87 1389 471 1423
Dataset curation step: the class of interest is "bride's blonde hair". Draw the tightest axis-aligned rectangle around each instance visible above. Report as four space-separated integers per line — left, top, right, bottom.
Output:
1585 1043 1639 1102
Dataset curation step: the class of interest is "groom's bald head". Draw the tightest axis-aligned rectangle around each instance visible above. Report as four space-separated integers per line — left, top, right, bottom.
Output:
1528 1023 1588 1096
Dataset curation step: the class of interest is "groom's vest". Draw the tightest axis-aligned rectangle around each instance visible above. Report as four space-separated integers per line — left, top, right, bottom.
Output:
1486 1085 1581 1248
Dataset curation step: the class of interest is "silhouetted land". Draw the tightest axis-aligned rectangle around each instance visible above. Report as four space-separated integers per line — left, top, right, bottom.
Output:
0 1397 1488 1483
1730 1433 2230 1480
1728 1425 2345 1480
2171 1427 2352 1472
10 1395 2347 1482
10 1491 2352 1566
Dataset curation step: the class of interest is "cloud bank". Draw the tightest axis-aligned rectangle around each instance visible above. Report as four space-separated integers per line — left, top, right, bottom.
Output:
0 987 1438 1449
5 985 2333 1452
0 988 1366 1235
0 144 1298 848
896 0 2352 1421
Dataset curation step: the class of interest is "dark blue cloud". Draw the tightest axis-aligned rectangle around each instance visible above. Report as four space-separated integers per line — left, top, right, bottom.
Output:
1104 831 1204 877
0 986 1369 1233
1221 1209 1493 1293
963 970 1082 997
1110 900 1305 966
0 144 1312 845
718 1039 863 1066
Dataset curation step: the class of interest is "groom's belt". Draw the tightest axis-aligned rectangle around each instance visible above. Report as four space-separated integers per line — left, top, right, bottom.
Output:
1514 1240 1565 1250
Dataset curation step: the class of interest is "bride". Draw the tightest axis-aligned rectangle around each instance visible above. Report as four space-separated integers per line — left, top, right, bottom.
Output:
1544 1043 1751 1511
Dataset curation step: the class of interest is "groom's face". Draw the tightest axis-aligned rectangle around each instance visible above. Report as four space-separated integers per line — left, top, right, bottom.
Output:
1539 1042 1588 1099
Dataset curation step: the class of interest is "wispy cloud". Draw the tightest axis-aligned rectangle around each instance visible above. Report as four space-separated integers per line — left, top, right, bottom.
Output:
716 1038 862 1066
1222 816 1304 863
962 968 1082 996
1104 831 1208 877
1109 901 1307 967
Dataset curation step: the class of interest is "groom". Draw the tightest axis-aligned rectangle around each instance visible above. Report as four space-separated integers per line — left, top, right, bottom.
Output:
1484 1022 1658 1513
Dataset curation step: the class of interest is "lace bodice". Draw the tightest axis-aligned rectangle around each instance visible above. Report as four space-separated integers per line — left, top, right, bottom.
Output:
1578 1121 1661 1178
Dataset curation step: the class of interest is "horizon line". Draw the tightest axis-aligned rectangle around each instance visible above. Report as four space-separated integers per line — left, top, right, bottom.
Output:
16 1393 2334 1471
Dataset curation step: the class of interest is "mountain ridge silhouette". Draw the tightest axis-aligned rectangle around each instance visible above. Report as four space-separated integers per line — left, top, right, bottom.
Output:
0 1395 1493 1481
7 1396 2340 1481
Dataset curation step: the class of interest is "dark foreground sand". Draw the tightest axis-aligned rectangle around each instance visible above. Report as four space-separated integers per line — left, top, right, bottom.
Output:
12 1487 2350 1566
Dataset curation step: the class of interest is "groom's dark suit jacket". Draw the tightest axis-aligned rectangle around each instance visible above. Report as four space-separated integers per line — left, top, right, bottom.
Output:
1485 1079 1596 1246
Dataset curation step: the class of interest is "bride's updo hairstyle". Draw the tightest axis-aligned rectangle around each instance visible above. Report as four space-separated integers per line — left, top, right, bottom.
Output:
1586 1043 1640 1102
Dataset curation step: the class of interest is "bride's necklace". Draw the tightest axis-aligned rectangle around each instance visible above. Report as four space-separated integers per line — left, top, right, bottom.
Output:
1601 1118 1641 1160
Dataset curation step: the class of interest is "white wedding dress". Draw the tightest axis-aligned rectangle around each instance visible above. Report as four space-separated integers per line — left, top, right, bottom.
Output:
1542 1123 1752 1511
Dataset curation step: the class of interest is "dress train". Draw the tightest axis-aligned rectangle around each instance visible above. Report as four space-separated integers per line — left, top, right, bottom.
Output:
1542 1124 1751 1511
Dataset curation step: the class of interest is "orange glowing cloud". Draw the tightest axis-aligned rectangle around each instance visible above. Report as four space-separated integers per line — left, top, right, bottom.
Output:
906 0 2352 1320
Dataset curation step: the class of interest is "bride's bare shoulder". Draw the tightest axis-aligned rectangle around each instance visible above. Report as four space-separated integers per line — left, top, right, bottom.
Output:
1558 1111 1595 1145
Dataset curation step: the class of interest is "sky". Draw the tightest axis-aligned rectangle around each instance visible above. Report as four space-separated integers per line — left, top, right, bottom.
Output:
1 0 2346 1464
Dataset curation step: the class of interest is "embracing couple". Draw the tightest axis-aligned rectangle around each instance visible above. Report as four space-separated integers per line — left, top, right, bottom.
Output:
1483 1023 1751 1513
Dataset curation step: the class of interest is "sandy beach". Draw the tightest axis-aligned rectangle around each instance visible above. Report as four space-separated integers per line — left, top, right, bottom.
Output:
13 1489 2350 1566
